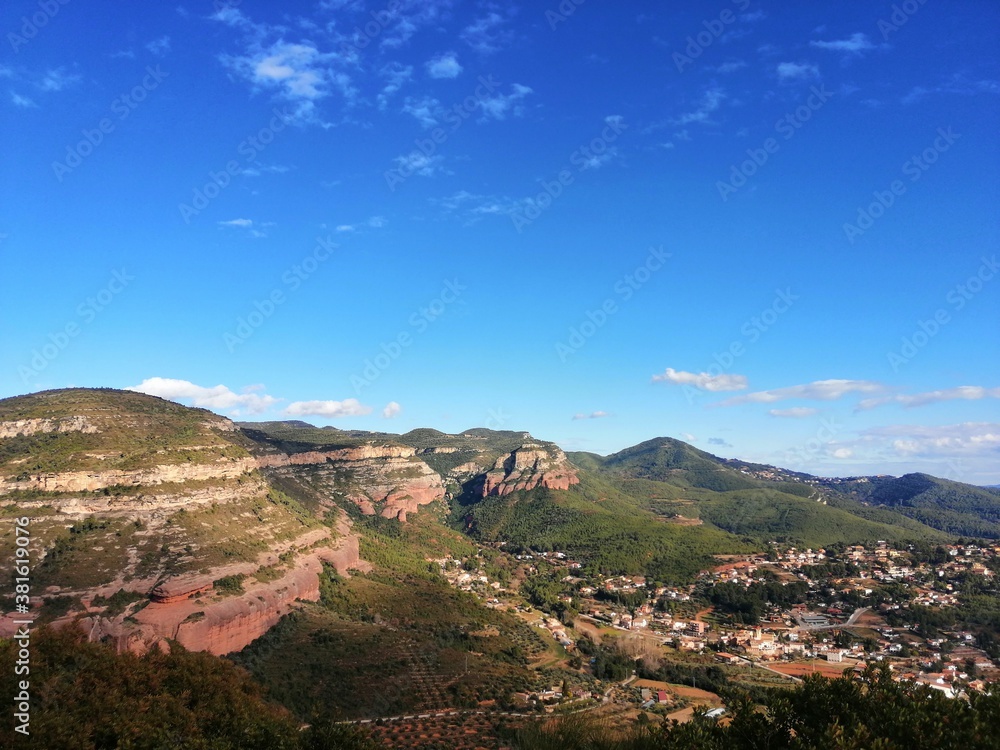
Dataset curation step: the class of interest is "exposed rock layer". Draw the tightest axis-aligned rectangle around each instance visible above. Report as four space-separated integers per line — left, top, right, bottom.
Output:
481 444 579 496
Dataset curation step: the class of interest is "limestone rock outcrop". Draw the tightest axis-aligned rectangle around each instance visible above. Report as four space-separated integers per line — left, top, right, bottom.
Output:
0 415 98 438
0 457 256 496
481 444 579 497
256 443 445 521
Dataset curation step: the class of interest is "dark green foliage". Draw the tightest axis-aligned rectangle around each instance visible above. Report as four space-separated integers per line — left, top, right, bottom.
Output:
213 573 246 595
598 438 760 492
91 588 146 617
857 473 1000 538
515 666 1000 749
460 484 754 583
708 580 809 624
0 626 325 750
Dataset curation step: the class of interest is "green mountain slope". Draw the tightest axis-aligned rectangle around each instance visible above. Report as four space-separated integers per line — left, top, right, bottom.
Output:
836 473 1000 538
567 439 953 547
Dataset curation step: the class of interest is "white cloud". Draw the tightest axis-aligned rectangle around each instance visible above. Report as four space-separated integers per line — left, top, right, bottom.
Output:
145 35 172 56
218 218 268 237
857 385 1000 411
285 399 372 418
831 448 853 459
718 379 883 406
38 68 80 92
431 190 533 225
901 74 999 105
810 33 874 55
402 95 443 127
220 39 354 122
127 378 279 414
672 87 726 125
769 407 819 418
367 215 386 228
861 423 1000 458
382 401 402 418
393 151 445 177
426 52 462 79
478 83 532 120
572 411 609 420
336 224 355 232
461 12 511 54
777 62 820 81
715 60 747 74
377 62 412 110
681 432 697 442
10 92 36 108
241 164 289 177
652 368 748 392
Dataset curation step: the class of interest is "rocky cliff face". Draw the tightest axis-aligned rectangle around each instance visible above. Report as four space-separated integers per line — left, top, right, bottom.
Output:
0 415 98 438
257 444 445 520
0 456 257 496
480 444 580 497
124 527 367 656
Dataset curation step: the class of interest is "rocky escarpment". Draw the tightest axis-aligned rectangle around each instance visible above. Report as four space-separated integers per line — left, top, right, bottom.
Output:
0 518 369 656
257 444 445 521
126 529 366 655
0 415 98 438
480 444 580 497
0 456 257 496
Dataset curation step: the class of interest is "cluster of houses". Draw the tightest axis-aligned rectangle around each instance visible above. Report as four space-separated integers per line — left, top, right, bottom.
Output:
433 537 1000 699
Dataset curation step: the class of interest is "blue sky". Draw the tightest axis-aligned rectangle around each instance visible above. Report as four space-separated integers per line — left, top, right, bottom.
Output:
2 0 999 483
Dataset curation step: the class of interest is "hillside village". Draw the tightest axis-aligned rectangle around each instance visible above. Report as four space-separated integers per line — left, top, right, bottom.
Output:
436 538 1000 709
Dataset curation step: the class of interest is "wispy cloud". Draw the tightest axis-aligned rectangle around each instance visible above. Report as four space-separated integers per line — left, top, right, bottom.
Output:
478 83 533 120
776 62 820 81
858 385 1000 411
393 151 445 177
717 379 883 406
860 422 1000 458
378 62 412 110
402 95 444 127
145 35 172 56
902 74 1000 104
285 398 372 418
652 368 748 392
672 87 726 125
714 60 747 74
769 407 819 418
10 92 36 108
810 33 874 55
38 68 80 92
218 218 271 237
572 411 609 420
461 12 512 54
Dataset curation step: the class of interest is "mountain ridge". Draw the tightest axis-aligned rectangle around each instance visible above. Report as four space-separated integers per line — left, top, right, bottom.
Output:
1 387 997 663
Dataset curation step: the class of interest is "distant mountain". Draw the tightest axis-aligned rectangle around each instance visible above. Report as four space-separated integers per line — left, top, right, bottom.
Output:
830 473 1000 538
568 440 951 547
577 437 760 492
